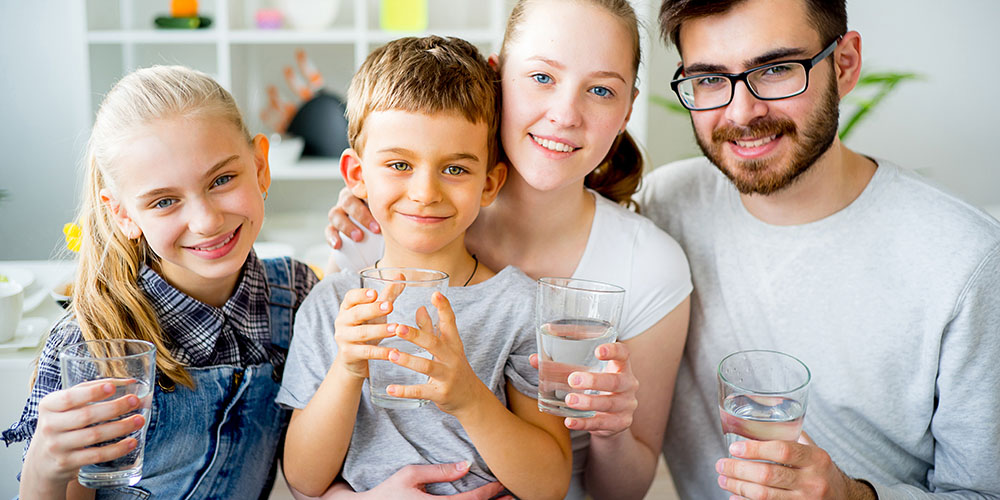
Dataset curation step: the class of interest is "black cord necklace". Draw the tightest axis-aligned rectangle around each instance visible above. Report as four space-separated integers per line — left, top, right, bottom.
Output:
374 254 479 287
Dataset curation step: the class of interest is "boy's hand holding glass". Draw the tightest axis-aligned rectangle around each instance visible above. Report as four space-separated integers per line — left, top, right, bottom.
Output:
383 292 493 416
332 284 406 381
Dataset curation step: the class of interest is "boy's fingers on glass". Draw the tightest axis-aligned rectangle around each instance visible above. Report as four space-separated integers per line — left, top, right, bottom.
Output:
346 323 400 343
356 344 393 362
387 348 435 375
386 383 428 400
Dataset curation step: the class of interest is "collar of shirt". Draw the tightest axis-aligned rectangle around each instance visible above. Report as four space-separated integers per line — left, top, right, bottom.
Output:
138 252 270 367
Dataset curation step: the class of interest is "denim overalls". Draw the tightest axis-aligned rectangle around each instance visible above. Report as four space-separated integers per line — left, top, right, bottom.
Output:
106 258 296 499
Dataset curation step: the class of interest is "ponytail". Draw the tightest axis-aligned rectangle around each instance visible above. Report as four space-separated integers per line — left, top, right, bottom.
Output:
585 130 643 212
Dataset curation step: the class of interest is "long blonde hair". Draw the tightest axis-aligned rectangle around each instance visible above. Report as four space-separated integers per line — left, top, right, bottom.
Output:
73 65 252 387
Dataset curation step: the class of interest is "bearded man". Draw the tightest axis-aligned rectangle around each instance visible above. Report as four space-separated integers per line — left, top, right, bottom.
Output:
643 0 1000 499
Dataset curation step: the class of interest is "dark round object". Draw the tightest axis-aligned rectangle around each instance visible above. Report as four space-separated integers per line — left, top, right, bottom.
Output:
285 91 350 158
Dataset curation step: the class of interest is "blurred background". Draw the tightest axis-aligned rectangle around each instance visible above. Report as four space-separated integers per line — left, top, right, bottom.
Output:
0 1 998 497
1 0 999 262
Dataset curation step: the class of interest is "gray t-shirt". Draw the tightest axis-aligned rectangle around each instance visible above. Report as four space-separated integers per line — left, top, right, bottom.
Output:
641 157 1000 499
277 266 539 494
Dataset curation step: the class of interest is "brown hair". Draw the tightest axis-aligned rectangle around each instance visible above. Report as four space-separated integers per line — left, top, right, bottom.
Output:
659 0 847 50
500 0 645 211
346 35 501 168
72 65 252 388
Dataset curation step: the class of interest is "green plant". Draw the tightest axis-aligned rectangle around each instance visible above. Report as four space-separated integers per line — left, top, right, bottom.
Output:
838 71 921 140
651 69 922 141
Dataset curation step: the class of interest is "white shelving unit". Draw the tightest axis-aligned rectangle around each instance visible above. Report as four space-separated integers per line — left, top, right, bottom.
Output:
83 0 653 180
84 0 509 180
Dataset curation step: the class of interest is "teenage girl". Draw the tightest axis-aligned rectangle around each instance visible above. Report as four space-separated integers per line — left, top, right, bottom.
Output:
325 1 692 498
4 65 318 499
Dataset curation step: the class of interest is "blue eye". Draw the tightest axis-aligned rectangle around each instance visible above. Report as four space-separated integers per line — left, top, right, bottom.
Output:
532 74 552 84
390 162 411 171
444 165 466 176
212 174 233 187
154 199 176 209
590 86 613 98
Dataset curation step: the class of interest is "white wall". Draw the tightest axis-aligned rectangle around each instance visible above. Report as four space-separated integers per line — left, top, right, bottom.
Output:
643 0 1000 210
2 0 999 260
0 1 91 260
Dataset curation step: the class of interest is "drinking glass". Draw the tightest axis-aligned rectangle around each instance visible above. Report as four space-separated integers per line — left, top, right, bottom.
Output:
59 339 156 488
535 277 625 418
359 267 448 409
717 349 811 452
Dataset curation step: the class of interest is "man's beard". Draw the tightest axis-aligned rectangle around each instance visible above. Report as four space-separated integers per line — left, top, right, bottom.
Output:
694 73 840 195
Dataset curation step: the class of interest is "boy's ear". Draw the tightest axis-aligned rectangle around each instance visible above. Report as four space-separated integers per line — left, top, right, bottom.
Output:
252 133 272 195
480 161 507 207
340 148 367 199
100 189 143 240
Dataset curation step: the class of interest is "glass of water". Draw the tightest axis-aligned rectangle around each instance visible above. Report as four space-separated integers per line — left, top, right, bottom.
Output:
535 277 625 418
717 349 811 452
59 339 156 489
360 267 449 409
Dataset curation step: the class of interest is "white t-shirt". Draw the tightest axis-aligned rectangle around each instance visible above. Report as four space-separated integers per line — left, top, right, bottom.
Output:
330 190 693 499
641 157 1000 500
331 190 692 341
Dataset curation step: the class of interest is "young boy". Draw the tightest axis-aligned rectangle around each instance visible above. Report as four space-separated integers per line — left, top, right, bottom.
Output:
277 36 572 499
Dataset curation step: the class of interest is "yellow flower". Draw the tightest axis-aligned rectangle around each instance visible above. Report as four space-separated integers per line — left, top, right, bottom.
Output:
63 222 82 252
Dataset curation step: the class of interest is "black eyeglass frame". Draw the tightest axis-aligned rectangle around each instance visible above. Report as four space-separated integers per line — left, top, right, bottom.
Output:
670 37 842 111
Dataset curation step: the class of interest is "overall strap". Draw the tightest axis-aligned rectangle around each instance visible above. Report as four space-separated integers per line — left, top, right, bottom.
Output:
262 256 296 383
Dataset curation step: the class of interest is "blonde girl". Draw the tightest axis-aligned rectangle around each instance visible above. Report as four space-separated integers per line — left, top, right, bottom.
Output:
325 0 693 498
4 65 318 499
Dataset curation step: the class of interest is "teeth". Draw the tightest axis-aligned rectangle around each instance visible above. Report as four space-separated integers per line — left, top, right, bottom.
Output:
532 135 574 153
734 135 776 148
196 233 234 251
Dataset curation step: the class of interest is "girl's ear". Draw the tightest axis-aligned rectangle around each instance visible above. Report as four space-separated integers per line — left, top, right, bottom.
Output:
252 133 272 195
100 189 142 239
340 148 367 200
487 53 500 70
480 161 508 207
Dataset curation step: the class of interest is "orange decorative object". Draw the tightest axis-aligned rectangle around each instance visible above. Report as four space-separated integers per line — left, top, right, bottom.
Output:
171 0 198 18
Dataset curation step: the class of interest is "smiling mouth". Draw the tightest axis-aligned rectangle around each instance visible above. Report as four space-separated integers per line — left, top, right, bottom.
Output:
531 134 578 153
187 226 240 251
733 134 779 148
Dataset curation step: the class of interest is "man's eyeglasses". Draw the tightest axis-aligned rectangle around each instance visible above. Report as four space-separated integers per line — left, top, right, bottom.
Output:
670 38 841 111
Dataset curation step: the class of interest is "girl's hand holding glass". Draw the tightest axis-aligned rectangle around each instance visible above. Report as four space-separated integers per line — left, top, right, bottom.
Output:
23 381 144 490
382 292 489 416
530 341 639 435
332 285 405 380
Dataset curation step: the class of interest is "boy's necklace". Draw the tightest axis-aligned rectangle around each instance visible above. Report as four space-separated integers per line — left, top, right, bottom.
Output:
374 255 479 287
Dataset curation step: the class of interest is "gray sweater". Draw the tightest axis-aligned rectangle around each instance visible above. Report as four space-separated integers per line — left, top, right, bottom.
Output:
277 266 538 494
642 157 1000 499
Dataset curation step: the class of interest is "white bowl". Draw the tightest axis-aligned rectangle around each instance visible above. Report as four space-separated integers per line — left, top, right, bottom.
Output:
268 134 305 168
278 0 341 30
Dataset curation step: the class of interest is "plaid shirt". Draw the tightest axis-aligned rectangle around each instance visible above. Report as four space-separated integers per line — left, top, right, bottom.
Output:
3 252 317 449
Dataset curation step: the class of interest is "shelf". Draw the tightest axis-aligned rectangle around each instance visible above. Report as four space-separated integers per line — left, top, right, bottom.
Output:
88 30 219 44
88 28 500 46
269 157 342 180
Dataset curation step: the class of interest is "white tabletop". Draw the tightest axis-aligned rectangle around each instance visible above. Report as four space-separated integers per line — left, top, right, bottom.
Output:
0 260 76 496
